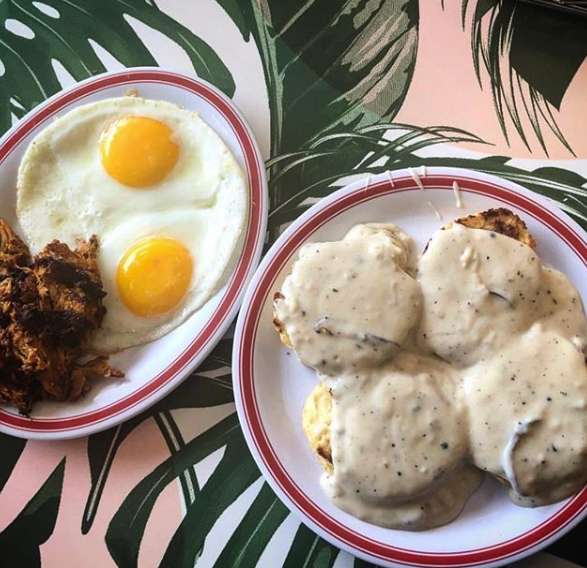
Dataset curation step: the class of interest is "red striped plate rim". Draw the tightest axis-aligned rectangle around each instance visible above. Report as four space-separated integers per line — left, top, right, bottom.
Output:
0 69 266 435
236 172 587 567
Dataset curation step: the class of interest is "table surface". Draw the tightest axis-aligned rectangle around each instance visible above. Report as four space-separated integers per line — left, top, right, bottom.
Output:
1 1 587 567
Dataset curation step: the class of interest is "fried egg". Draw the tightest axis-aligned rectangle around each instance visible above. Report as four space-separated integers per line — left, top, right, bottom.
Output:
16 97 248 352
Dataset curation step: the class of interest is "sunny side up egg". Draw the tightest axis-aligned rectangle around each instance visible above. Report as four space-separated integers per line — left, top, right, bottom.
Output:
16 97 248 353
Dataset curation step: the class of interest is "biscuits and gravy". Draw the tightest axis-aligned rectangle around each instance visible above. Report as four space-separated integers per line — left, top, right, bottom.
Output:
273 209 587 530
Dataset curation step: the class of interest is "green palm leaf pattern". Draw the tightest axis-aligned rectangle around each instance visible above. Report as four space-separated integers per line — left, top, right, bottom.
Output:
211 484 290 568
0 0 234 133
0 1 586 567
217 0 419 152
82 340 234 534
215 0 419 240
267 124 486 233
105 413 248 567
463 0 587 156
83 409 201 537
156 437 259 568
0 432 26 493
412 155 587 230
82 414 146 534
283 524 340 568
0 458 65 568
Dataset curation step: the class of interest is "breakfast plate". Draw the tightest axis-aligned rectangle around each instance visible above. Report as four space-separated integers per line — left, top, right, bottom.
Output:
233 167 587 568
0 67 267 439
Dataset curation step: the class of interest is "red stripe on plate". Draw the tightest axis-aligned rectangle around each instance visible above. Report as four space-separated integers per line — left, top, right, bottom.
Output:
0 70 265 432
238 175 587 566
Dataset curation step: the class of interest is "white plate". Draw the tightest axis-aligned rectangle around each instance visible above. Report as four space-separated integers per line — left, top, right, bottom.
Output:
0 68 267 439
233 167 587 568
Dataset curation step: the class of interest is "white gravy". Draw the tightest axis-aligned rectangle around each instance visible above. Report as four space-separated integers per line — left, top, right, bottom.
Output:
274 225 422 374
463 325 587 505
322 462 483 531
274 221 587 530
326 353 467 503
418 224 543 366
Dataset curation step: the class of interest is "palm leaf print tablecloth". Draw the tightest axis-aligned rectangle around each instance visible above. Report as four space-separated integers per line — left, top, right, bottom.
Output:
1 1 587 567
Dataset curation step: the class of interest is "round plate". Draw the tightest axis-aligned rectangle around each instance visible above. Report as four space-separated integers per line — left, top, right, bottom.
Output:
233 167 587 568
0 68 267 439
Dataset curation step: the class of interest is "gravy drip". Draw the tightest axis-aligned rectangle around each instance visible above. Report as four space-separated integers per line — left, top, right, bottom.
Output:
322 462 483 531
275 222 587 530
326 353 467 502
323 352 482 530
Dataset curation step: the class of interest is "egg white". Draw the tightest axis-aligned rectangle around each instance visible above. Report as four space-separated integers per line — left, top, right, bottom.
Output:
16 96 248 352
92 207 242 353
17 97 243 251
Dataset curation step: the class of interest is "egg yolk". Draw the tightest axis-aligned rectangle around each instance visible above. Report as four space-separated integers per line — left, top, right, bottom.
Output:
116 237 193 317
99 116 179 188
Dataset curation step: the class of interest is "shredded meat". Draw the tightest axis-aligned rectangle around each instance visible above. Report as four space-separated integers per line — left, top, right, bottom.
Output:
0 219 30 278
0 219 123 414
